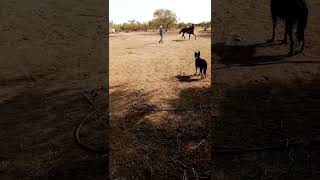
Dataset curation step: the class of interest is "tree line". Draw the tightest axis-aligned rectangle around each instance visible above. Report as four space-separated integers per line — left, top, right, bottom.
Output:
109 9 211 32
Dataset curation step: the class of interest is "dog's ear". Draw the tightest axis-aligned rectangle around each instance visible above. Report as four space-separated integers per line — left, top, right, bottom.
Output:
194 52 197 56
198 51 200 56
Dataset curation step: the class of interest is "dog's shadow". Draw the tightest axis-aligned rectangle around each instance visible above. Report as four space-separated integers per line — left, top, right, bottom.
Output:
176 75 203 82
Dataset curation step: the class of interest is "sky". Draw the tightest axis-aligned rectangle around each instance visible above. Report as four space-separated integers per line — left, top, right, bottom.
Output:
109 0 211 24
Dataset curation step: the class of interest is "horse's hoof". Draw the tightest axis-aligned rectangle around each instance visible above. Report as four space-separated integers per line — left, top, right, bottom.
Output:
280 40 288 44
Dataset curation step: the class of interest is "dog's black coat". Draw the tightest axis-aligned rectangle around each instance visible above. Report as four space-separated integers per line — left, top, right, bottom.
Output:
194 51 207 76
268 0 308 55
179 24 197 40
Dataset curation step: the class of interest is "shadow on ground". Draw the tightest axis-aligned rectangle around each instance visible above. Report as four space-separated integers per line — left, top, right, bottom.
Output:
0 87 108 179
109 86 214 179
175 75 202 82
172 39 186 42
212 42 290 66
212 76 320 180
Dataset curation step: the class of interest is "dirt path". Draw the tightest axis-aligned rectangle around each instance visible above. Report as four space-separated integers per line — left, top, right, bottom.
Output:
109 30 213 178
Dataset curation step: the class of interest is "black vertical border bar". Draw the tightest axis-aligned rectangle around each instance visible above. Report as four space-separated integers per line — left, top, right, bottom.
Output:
210 0 226 176
105 0 110 179
210 0 215 176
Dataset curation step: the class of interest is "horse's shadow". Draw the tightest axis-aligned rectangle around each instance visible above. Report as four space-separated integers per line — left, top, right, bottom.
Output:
212 42 289 66
172 39 186 42
176 75 202 82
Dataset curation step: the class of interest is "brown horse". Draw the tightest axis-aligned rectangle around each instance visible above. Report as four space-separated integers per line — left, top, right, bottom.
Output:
179 24 196 40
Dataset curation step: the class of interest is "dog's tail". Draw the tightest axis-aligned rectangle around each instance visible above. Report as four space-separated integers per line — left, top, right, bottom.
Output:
296 1 308 42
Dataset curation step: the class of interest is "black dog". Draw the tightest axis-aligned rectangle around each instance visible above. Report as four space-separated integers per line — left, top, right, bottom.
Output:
194 51 207 78
267 0 308 56
179 24 197 40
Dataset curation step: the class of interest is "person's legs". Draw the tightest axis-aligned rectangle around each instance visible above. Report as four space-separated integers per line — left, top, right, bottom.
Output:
159 34 163 43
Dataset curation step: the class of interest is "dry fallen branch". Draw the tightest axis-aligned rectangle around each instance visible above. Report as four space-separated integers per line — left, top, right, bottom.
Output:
74 110 106 154
74 89 107 155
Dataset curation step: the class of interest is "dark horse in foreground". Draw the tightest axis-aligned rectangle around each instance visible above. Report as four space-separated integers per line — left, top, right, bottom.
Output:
267 0 308 56
179 24 196 40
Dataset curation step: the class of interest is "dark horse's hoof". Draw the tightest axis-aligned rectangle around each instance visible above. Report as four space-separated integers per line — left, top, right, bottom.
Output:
280 40 288 44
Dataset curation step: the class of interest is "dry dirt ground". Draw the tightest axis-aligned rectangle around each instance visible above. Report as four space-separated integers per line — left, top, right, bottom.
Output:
0 0 107 179
212 0 320 179
109 30 213 179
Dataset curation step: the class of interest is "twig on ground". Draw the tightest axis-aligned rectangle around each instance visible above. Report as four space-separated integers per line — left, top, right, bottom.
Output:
144 159 153 176
19 136 29 152
0 160 9 174
182 170 188 180
191 139 206 150
192 168 199 179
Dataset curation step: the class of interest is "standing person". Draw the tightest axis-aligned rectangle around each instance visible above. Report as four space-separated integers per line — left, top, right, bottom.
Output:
158 25 165 43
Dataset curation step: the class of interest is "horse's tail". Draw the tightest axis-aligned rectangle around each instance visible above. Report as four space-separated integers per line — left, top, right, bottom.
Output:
296 1 308 42
179 29 182 34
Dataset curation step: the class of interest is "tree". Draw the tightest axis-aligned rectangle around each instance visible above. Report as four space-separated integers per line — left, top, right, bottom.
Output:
177 22 186 29
153 9 177 31
148 19 160 32
200 21 211 31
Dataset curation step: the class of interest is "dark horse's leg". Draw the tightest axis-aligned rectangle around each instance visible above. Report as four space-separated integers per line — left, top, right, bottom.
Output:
182 32 185 39
193 33 196 40
281 27 288 44
299 37 305 54
286 21 294 56
299 4 308 54
267 15 277 43
189 33 191 40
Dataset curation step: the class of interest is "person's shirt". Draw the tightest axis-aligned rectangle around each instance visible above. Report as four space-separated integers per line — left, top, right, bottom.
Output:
159 27 164 35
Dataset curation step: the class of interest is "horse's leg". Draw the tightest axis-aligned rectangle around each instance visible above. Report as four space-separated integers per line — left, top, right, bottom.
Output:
281 27 288 44
299 28 306 54
267 16 277 43
286 22 294 56
299 39 305 54
193 33 196 40
189 34 191 40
